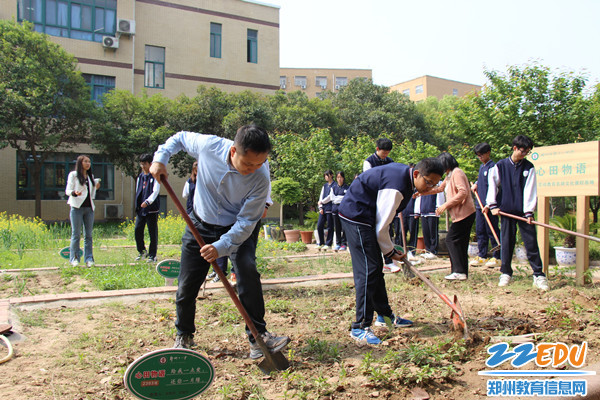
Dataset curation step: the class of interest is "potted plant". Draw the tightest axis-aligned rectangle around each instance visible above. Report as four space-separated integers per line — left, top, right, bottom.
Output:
299 211 319 244
551 214 577 266
271 178 303 242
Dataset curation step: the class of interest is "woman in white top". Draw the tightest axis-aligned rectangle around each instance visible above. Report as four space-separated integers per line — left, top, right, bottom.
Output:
65 155 101 267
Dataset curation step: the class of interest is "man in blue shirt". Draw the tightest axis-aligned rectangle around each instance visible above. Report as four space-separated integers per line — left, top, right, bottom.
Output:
150 125 290 358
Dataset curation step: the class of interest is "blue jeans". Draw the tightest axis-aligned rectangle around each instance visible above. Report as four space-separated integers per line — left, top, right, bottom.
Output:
70 206 94 263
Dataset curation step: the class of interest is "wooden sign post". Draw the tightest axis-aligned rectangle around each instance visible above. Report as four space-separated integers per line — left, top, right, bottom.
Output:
531 141 600 285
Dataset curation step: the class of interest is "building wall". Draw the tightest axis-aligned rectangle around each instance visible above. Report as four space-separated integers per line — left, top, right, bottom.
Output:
0 0 280 221
279 68 372 98
389 75 481 102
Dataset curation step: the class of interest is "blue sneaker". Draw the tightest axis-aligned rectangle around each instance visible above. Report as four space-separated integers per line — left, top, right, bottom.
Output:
374 314 413 328
350 327 381 345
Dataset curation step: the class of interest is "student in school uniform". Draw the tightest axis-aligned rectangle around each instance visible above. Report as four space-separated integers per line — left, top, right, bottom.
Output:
470 142 502 268
418 190 446 259
330 171 349 251
339 158 444 345
484 135 549 291
317 170 335 250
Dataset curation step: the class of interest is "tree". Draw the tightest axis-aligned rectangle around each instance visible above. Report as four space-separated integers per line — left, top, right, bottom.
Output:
93 90 175 178
271 177 303 227
0 20 97 217
450 63 592 153
330 78 431 143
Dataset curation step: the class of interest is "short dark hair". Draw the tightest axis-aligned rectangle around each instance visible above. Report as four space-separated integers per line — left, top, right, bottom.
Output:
324 169 333 178
438 152 459 171
139 153 153 163
512 135 534 150
474 142 491 155
234 125 272 155
336 171 345 180
376 137 393 151
415 157 444 177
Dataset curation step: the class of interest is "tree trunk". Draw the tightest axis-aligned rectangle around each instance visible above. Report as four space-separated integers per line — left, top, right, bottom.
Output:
279 203 284 227
33 161 42 218
298 203 304 226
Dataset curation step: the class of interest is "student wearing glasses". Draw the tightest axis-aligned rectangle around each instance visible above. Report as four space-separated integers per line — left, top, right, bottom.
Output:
435 152 476 281
483 135 549 291
338 158 444 345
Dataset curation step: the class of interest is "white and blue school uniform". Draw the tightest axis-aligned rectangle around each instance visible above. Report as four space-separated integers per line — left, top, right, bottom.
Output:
338 163 414 330
486 157 544 277
329 182 349 247
475 160 501 259
317 181 335 246
400 195 419 251
363 153 394 172
419 191 445 255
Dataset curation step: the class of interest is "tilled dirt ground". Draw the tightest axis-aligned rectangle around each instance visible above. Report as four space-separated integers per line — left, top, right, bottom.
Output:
1 256 599 400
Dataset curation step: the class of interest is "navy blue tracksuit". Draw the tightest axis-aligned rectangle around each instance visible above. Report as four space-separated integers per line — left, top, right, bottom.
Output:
475 160 501 259
487 157 544 277
339 163 414 330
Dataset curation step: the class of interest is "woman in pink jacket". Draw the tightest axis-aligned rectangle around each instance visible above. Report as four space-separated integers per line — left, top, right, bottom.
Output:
435 152 476 281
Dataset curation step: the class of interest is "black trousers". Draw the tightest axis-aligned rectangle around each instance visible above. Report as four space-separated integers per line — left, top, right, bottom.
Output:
175 213 266 339
500 215 545 277
317 211 334 246
446 213 476 275
135 212 158 257
475 208 501 259
342 219 394 330
332 212 347 246
421 216 439 254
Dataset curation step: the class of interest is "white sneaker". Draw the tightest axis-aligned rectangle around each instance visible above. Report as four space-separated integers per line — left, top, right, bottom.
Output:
484 257 501 267
445 272 467 280
498 274 512 287
322 245 330 251
383 262 401 274
421 252 437 260
86 261 95 267
70 260 78 267
533 276 550 291
469 256 486 266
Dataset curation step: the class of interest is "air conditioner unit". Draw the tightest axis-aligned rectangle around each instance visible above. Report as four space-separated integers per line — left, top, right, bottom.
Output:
301 85 306 89
104 204 124 219
321 85 327 89
117 18 136 35
281 84 286 89
335 85 340 90
102 36 119 49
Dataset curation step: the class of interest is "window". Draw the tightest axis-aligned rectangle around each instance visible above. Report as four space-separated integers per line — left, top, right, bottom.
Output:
17 151 114 200
335 77 348 88
315 76 327 89
452 88 459 96
82 74 115 104
415 84 424 94
145 45 165 89
279 76 287 88
210 22 222 58
247 29 258 63
18 0 116 42
402 89 410 96
294 76 307 87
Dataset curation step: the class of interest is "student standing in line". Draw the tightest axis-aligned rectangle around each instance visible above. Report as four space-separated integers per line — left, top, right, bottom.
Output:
135 153 161 263
317 170 335 250
330 171 349 251
470 142 501 268
484 135 549 291
150 125 290 356
339 158 444 345
418 190 445 259
435 152 476 281
65 155 101 267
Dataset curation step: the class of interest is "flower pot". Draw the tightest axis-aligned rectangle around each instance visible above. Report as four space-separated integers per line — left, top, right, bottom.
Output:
269 226 285 241
468 242 479 257
416 236 425 251
514 245 528 262
284 229 301 243
300 230 314 244
554 246 577 266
